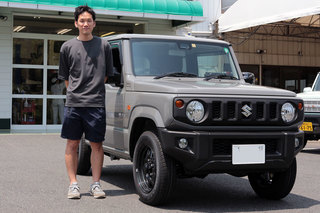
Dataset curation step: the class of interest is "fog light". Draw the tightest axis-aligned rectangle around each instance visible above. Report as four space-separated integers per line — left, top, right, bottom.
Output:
295 138 300 148
178 138 188 149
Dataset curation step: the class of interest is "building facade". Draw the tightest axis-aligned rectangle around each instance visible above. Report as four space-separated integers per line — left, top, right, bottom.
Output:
191 0 320 94
0 0 203 130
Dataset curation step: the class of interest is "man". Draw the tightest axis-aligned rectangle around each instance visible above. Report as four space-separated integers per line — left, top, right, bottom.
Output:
58 5 113 199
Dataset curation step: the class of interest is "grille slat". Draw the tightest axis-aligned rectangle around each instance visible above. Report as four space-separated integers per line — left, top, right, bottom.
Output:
212 101 221 119
227 102 236 119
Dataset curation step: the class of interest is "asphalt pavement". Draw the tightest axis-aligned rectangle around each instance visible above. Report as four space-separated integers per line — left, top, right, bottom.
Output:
0 133 319 213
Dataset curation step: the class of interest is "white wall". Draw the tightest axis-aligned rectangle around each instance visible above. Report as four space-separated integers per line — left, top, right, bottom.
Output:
0 9 12 121
146 19 175 35
191 0 221 32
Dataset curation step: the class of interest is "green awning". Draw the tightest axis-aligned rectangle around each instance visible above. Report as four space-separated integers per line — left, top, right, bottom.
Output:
0 0 203 18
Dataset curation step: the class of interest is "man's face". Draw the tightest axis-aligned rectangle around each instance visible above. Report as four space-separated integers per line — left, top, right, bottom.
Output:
75 11 96 36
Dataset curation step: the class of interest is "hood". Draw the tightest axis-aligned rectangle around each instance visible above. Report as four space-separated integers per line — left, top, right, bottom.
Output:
133 78 296 97
297 91 320 100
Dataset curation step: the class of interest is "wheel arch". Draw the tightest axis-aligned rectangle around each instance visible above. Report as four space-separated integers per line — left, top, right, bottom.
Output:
129 117 158 159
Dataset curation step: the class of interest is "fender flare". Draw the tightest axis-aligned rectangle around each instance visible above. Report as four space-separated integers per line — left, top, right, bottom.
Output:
128 106 165 130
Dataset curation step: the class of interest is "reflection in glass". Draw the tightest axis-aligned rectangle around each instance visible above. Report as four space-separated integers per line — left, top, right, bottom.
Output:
48 40 65 65
47 99 65 124
12 68 43 94
13 38 43 65
47 70 66 95
12 98 42 125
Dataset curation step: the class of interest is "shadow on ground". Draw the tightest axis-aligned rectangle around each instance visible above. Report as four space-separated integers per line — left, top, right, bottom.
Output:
98 163 320 212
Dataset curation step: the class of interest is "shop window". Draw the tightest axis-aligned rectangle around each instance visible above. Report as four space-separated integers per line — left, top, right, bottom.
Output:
47 99 65 124
13 38 43 65
48 40 65 65
12 98 43 125
12 68 43 94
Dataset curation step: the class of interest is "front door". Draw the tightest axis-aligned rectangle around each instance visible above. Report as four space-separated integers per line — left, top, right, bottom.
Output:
104 41 126 150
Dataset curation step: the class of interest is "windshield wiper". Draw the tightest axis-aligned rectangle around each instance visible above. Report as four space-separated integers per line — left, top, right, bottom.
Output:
204 74 238 81
154 72 197 79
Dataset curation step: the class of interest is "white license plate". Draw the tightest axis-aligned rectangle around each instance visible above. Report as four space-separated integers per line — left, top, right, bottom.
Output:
232 144 265 165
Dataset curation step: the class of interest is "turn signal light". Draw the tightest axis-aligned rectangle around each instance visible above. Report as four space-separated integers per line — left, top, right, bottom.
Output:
298 102 303 110
175 100 184 108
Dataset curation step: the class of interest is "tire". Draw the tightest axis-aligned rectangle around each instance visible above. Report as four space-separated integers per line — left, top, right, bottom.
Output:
133 131 176 206
248 158 297 200
77 137 91 175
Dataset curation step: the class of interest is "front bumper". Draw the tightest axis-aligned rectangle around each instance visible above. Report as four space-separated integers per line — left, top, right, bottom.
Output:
303 113 320 139
159 128 304 175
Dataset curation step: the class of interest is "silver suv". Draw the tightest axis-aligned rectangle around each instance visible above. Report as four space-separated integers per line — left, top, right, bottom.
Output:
77 34 304 205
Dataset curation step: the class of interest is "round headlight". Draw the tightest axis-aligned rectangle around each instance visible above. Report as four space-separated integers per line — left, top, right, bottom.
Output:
186 100 205 123
281 103 296 123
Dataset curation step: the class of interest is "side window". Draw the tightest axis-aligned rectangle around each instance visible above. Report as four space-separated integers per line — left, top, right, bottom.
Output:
108 41 123 87
112 44 122 74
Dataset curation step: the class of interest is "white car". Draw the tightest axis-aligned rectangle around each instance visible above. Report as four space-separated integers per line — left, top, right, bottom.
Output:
297 72 320 147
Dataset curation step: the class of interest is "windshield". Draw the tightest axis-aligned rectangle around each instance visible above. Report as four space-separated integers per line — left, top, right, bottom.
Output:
313 74 320 91
131 39 239 80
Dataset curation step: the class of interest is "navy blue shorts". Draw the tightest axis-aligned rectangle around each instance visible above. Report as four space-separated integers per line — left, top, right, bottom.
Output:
61 107 106 143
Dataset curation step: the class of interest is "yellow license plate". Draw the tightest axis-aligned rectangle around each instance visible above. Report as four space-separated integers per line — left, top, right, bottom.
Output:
300 122 313 132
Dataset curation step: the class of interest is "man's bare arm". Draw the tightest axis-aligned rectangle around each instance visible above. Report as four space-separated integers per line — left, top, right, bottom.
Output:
65 80 69 88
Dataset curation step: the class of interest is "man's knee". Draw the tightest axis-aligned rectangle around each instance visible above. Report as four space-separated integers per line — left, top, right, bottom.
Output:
90 142 103 152
66 140 80 152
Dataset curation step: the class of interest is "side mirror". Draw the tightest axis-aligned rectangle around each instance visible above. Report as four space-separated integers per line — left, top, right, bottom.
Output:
242 72 255 84
108 67 123 88
303 87 312 92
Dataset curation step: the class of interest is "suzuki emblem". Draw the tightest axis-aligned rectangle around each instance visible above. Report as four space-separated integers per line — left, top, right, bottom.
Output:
241 104 252 117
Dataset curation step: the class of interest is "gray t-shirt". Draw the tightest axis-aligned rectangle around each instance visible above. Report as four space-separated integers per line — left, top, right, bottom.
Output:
58 36 113 107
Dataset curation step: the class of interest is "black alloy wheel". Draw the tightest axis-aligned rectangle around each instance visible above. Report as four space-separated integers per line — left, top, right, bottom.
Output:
133 131 176 206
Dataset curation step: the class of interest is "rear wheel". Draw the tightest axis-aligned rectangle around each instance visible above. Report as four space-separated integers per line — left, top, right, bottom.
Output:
77 137 91 175
248 158 297 200
133 131 176 206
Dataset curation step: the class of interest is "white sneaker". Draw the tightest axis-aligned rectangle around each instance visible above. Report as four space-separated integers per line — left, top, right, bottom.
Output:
90 182 106 199
68 182 80 199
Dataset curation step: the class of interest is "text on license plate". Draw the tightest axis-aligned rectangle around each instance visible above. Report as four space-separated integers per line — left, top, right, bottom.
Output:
232 144 265 165
299 122 313 132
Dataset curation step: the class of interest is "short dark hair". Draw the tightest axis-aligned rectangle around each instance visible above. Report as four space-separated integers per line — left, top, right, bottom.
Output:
74 5 96 21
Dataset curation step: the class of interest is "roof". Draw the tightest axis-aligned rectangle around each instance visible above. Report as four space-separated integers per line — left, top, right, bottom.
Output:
218 0 320 33
0 0 204 21
104 33 229 45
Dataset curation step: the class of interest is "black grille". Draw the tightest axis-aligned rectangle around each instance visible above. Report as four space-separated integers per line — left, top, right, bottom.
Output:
211 100 280 125
212 138 279 156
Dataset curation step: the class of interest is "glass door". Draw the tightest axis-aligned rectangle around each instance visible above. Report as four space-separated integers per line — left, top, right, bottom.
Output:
11 33 73 130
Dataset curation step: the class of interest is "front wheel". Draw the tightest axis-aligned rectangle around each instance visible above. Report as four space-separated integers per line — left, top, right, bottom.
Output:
248 158 297 200
133 131 176 206
77 137 91 175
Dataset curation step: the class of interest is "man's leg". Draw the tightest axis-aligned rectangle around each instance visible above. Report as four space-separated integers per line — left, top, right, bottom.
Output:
65 139 80 184
90 141 104 182
89 141 106 198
